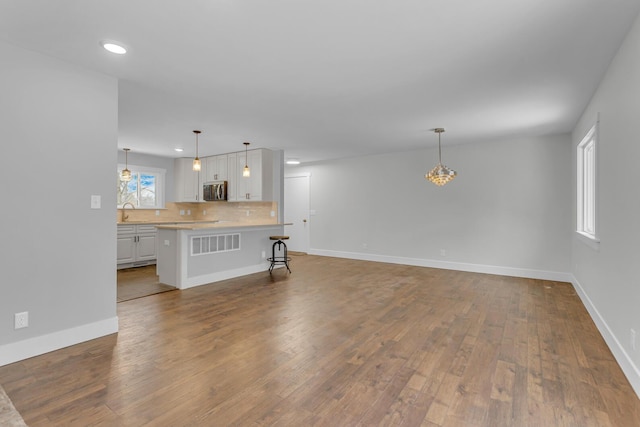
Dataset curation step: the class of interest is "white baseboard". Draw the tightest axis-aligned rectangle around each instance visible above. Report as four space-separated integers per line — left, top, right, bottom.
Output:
181 262 272 289
308 249 573 282
571 275 640 398
0 316 119 367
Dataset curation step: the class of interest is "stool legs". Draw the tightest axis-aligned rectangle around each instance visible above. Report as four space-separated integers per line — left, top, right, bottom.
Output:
268 239 291 274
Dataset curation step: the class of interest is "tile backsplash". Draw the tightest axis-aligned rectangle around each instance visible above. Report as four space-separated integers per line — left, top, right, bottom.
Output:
118 201 278 224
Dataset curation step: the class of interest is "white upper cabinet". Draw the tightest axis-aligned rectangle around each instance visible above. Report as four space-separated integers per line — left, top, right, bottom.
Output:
227 153 238 201
233 149 272 201
174 158 203 202
176 149 273 202
204 154 228 182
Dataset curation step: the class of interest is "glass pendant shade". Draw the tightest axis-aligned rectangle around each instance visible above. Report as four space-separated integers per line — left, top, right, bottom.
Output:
425 128 457 186
121 148 132 182
121 168 132 182
192 130 201 171
242 142 250 177
426 164 456 186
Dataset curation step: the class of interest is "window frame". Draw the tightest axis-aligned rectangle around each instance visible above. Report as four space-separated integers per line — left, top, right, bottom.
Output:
576 122 599 244
117 163 166 209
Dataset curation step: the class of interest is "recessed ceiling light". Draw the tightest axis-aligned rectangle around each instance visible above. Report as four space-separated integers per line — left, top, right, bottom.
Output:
100 40 127 55
174 148 184 152
286 158 300 165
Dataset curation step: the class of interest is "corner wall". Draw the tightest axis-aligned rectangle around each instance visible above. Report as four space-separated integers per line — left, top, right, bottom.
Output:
571 13 640 396
0 41 118 365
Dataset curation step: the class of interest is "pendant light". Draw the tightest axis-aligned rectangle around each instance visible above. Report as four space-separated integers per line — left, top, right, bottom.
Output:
242 142 251 177
192 130 201 171
121 148 132 182
426 128 457 186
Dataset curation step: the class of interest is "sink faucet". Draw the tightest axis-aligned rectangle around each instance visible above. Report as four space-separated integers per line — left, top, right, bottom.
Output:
121 202 135 222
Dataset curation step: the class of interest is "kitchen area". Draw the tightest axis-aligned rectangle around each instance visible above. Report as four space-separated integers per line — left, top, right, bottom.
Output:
117 146 286 300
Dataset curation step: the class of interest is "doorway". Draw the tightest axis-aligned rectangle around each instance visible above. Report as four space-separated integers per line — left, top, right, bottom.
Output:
284 174 310 253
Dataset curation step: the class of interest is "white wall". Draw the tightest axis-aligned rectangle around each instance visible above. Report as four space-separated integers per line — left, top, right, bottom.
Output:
290 133 572 280
571 13 640 395
0 41 118 365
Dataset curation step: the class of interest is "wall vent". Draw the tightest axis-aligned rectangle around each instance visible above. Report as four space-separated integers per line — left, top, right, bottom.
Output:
191 233 240 256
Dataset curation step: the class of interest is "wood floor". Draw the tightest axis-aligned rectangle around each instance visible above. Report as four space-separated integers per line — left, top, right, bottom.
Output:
1 255 639 426
117 265 175 302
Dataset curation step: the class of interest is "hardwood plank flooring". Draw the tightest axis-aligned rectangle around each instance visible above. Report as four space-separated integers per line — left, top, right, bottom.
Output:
117 265 175 302
1 255 639 426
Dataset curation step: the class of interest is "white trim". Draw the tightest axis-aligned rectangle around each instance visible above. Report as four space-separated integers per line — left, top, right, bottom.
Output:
180 262 273 289
0 316 118 367
308 249 572 282
285 172 311 178
576 117 599 242
571 275 640 399
117 163 167 174
576 231 601 250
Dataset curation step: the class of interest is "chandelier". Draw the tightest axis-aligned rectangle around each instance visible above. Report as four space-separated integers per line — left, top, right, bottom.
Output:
426 128 456 186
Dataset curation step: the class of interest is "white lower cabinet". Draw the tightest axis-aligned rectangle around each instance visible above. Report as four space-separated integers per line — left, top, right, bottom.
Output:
117 224 158 269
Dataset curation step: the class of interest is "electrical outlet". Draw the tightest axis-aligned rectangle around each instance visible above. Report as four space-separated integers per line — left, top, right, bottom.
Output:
180 210 185 215
187 209 191 215
15 312 28 329
270 211 275 217
440 249 446 256
90 195 101 209
202 210 207 215
261 250 266 258
631 329 637 351
155 210 160 216
246 210 250 216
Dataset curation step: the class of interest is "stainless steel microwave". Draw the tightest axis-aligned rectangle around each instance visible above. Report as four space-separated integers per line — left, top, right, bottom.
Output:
203 181 227 201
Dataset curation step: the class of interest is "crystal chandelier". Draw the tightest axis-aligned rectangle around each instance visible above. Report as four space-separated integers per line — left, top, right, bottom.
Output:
426 128 456 186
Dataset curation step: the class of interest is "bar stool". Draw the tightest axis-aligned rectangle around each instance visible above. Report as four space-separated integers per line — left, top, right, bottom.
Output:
268 235 291 274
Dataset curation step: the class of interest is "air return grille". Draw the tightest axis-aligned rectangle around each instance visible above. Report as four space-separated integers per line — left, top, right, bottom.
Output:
191 233 240 256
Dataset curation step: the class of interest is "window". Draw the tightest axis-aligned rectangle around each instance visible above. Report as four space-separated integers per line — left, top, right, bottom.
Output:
117 164 166 208
577 123 598 241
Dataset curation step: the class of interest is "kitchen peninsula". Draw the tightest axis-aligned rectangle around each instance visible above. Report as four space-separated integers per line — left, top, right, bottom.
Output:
155 221 286 289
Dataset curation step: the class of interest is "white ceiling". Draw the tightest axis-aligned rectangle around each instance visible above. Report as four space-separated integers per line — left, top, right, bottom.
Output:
1 1 639 163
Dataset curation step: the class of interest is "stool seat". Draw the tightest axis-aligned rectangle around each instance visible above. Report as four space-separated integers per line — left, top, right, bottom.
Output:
267 236 291 274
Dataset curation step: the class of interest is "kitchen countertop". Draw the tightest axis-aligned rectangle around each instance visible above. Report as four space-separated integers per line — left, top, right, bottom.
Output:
117 220 221 225
155 222 289 230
